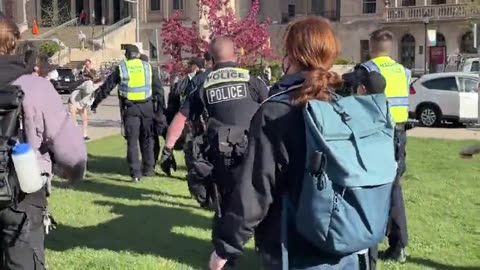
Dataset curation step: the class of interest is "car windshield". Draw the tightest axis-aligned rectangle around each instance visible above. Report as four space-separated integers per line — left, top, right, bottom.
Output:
57 69 73 77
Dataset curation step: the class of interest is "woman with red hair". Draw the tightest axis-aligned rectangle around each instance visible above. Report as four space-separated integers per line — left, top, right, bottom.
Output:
208 16 375 270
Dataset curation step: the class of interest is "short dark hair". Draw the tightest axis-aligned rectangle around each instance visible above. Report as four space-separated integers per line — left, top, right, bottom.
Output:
369 29 394 42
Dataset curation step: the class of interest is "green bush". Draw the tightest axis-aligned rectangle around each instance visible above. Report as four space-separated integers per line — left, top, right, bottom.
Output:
39 41 60 58
335 56 353 65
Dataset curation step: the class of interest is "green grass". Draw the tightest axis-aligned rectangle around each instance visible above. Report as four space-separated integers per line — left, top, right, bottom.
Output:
45 136 480 269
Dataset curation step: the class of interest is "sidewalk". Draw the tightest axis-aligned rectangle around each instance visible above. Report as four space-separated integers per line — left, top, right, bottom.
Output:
407 127 480 141
76 94 480 142
65 95 121 141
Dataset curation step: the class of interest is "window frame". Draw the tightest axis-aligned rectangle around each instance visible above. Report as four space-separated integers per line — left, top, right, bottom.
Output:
150 0 161 12
173 0 184 10
421 77 459 92
457 76 479 93
362 0 377 14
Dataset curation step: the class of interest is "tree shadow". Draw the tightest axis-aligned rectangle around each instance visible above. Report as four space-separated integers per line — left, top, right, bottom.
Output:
53 179 193 203
87 154 128 175
408 257 479 270
46 201 257 269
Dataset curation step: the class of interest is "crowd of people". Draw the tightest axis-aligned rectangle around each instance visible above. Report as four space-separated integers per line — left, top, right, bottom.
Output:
0 12 411 270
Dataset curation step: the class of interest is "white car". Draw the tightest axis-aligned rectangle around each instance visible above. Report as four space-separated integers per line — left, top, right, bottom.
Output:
409 72 478 127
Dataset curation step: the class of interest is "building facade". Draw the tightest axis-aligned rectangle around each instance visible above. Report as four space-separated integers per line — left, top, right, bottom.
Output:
5 0 479 72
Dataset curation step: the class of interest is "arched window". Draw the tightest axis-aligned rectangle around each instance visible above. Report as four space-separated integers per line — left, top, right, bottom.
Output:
400 34 415 69
436 32 446 47
461 31 477 54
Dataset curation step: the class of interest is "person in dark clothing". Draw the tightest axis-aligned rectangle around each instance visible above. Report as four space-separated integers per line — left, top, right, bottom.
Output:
139 54 167 165
0 15 87 270
185 37 268 219
209 17 371 270
91 44 164 182
160 53 213 177
357 30 410 264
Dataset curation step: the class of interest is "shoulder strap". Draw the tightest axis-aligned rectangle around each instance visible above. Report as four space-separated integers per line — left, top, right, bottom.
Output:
262 84 302 105
360 60 380 73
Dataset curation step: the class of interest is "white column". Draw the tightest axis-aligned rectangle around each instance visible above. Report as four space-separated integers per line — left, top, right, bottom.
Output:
108 0 113 23
53 0 59 24
424 0 428 6
395 0 398 8
70 0 76 19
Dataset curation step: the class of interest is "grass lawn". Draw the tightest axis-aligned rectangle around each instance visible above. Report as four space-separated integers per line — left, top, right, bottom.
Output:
45 136 480 270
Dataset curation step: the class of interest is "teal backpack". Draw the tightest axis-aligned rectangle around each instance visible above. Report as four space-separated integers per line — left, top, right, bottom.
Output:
271 91 397 268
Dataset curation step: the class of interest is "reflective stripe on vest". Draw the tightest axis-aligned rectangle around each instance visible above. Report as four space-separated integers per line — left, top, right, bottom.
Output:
203 67 250 89
119 59 152 101
361 57 410 124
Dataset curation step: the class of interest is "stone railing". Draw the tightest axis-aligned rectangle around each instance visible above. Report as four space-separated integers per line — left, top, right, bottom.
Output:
385 4 480 22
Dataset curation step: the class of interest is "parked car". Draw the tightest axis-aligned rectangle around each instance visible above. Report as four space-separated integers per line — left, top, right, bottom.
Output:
409 72 478 127
51 68 83 94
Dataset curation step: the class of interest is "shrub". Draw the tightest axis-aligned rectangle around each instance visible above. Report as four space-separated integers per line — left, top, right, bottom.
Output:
39 41 60 58
335 56 353 65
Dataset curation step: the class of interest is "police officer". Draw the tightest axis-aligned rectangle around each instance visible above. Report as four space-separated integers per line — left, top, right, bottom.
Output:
91 44 164 182
359 29 410 263
186 36 268 216
139 54 167 165
160 53 213 174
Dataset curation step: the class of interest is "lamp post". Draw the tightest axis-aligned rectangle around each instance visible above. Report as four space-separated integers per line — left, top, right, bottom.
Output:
423 11 430 75
124 0 140 44
91 10 96 52
101 16 106 49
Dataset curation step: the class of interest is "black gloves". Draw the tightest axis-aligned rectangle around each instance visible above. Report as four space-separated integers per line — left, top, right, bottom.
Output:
160 147 177 176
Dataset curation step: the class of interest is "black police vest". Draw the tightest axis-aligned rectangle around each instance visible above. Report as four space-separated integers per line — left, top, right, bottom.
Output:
202 67 260 128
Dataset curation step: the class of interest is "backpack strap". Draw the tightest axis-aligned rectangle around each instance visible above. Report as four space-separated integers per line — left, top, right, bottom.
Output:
262 83 302 105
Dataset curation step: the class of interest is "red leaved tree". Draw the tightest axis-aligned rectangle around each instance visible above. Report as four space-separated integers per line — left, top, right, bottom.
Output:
160 0 273 74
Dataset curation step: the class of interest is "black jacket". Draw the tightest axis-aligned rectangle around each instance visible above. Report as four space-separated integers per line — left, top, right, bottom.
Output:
188 62 269 127
212 73 348 266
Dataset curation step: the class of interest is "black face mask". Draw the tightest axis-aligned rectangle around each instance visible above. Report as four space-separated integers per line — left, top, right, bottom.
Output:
282 55 290 74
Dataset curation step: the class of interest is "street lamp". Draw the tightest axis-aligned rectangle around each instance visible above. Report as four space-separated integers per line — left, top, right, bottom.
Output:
423 11 430 75
124 0 140 44
101 16 106 49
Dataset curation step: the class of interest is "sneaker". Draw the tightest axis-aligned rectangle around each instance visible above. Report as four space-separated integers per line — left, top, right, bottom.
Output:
132 177 140 183
84 136 91 141
381 247 407 263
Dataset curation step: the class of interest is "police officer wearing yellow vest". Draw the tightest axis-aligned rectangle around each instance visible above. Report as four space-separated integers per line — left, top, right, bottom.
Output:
164 37 268 219
358 29 410 264
91 44 165 182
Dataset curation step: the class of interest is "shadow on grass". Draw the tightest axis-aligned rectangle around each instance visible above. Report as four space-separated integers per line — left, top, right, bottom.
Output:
408 257 479 270
87 154 188 182
87 154 128 176
53 179 192 202
46 201 256 269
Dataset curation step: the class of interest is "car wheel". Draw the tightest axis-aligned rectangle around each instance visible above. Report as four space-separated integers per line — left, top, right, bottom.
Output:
418 105 441 127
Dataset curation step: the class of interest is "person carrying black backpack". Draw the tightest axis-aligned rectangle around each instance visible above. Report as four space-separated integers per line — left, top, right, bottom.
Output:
0 15 87 269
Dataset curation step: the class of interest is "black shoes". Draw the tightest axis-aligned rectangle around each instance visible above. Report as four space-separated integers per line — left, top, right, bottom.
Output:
382 247 407 263
143 171 155 177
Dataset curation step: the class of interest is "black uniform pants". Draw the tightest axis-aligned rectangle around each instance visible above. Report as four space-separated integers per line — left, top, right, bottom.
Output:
0 202 45 270
369 126 408 266
388 127 408 248
123 103 155 178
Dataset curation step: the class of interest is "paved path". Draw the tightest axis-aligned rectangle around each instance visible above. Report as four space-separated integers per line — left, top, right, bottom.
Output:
73 91 480 142
407 127 480 141
63 94 121 141
64 86 170 141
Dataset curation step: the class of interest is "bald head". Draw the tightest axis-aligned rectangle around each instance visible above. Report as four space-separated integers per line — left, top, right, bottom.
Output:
369 29 394 58
209 36 237 63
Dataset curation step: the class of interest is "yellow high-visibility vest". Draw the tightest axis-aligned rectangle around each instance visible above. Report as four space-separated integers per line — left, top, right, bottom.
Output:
361 56 410 124
118 59 152 101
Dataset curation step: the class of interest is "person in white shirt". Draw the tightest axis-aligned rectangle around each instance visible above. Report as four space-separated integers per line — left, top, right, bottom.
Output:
68 80 95 141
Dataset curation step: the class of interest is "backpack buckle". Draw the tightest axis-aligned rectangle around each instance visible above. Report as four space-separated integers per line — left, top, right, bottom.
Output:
309 151 328 191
